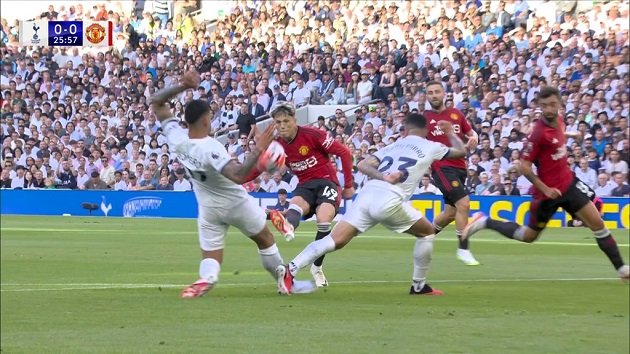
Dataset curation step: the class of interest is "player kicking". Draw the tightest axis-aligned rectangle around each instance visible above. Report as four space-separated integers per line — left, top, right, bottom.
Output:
268 102 355 287
461 87 629 281
425 81 480 266
276 114 469 295
150 71 316 297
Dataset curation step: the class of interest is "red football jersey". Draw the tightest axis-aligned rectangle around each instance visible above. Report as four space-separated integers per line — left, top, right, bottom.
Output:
521 118 573 199
276 126 353 187
425 108 471 170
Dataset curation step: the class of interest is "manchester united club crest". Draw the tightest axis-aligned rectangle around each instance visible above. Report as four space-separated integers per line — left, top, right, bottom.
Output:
299 145 309 156
450 113 458 120
452 180 460 187
85 23 106 44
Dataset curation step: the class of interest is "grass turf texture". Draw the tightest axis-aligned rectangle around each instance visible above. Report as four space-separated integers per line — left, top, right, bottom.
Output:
1 215 628 354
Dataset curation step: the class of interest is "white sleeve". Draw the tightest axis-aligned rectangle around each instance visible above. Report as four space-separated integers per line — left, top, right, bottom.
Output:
431 141 450 161
162 119 190 155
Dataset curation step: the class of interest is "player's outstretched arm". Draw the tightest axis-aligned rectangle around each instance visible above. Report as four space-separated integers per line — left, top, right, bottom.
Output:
438 121 467 159
220 123 276 184
150 71 199 123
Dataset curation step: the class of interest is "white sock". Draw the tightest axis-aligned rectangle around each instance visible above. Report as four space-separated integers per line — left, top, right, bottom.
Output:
199 258 221 284
289 235 336 276
412 235 434 289
258 243 284 279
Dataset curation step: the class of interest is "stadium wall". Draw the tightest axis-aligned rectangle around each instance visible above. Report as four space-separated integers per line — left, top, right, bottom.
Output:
1 190 628 230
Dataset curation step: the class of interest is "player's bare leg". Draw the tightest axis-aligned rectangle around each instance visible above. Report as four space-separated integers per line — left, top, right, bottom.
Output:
573 202 629 282
433 200 480 266
277 221 359 295
403 218 444 295
250 226 318 294
181 249 222 298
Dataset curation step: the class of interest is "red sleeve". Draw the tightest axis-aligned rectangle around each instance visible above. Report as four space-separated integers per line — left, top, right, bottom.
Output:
521 128 542 163
316 130 354 187
243 166 262 183
458 109 473 134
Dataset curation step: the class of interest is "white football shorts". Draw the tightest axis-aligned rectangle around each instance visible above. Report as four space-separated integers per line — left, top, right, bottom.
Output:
341 186 423 233
197 195 267 251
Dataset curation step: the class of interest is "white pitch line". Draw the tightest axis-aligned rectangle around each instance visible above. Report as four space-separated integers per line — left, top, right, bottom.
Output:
1 228 627 247
0 277 622 292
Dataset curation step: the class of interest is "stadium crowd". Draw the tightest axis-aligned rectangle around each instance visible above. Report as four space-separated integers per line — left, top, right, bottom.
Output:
0 0 628 198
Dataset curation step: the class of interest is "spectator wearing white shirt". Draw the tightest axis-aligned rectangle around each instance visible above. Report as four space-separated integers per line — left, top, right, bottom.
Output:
259 171 275 192
76 166 89 187
594 173 614 197
113 171 128 190
574 158 598 189
415 175 442 195
268 171 292 193
356 72 374 104
173 168 192 191
292 77 311 106
10 166 26 189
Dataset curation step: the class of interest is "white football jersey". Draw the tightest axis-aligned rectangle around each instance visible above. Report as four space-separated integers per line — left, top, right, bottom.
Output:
164 121 249 207
368 135 449 201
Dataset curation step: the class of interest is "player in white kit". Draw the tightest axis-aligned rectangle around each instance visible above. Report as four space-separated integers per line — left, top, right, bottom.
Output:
276 114 468 295
150 71 316 298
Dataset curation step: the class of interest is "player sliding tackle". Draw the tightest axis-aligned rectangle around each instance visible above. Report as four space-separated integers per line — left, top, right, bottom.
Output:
462 87 629 282
277 114 468 295
150 71 316 297
268 102 355 287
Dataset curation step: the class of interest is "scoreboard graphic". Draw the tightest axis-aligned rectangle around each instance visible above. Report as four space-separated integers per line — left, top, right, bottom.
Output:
19 21 113 47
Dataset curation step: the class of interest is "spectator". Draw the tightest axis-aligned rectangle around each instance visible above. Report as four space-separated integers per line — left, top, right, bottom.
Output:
173 168 192 191
594 173 614 197
265 188 290 216
137 170 157 190
114 171 127 191
156 176 174 191
236 102 257 139
610 172 630 197
485 174 505 196
268 171 292 193
80 171 108 190
416 175 442 195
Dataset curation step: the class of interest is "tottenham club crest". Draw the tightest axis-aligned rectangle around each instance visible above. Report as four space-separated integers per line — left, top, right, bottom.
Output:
86 23 106 44
299 145 309 156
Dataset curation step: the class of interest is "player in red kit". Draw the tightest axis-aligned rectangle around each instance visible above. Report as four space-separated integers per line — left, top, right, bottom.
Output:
462 87 629 281
268 102 355 286
425 81 480 266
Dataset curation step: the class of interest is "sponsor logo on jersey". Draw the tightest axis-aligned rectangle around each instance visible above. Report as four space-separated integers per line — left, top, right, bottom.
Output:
299 145 310 156
289 156 318 171
86 23 106 44
450 113 458 120
430 119 437 124
452 180 459 187
322 135 334 149
551 146 567 161
211 152 219 159
431 124 461 136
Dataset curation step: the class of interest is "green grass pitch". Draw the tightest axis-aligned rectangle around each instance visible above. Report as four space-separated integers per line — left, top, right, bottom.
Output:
1 215 629 354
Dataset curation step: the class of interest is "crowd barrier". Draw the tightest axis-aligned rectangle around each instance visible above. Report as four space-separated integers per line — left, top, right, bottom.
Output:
1 190 628 229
